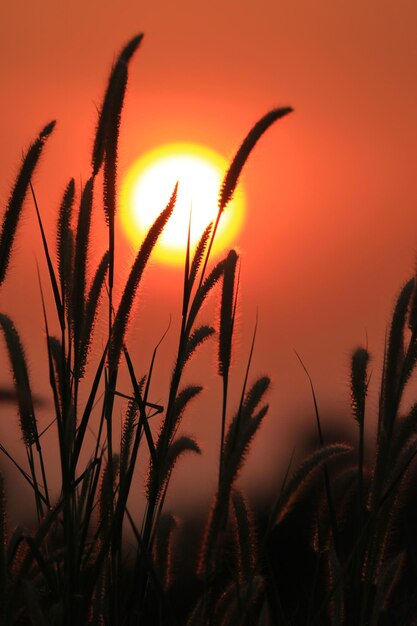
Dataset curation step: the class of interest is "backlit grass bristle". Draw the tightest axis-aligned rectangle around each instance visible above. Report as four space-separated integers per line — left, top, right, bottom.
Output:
218 107 293 213
77 250 109 378
161 436 201 491
0 121 55 286
154 513 177 590
382 279 414 418
72 177 94 356
272 443 352 526
56 178 75 297
189 222 213 288
0 314 37 447
351 347 370 425
218 249 238 378
186 257 226 332
183 324 215 367
231 489 257 584
120 395 140 480
109 184 177 369
167 384 202 440
92 34 143 176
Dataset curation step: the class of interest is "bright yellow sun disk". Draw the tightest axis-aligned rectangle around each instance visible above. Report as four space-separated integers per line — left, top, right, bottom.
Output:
120 143 245 265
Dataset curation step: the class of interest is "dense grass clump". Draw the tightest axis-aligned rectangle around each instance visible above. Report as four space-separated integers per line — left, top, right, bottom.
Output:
1 34 417 626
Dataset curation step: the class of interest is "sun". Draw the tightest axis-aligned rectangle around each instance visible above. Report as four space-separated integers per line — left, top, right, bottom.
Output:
120 143 245 265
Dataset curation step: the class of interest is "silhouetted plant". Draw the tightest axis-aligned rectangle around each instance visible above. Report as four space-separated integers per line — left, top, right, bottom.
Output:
2 31 416 626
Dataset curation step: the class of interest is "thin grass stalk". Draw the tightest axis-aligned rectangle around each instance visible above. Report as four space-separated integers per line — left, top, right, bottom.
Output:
142 318 171 411
82 354 154 618
294 350 340 553
103 189 176 584
98 453 120 622
0 442 46 504
76 455 102 576
31 183 64 331
0 121 55 286
72 342 108 473
181 209 192 334
8 499 63 615
37 271 69 509
350 346 370 603
125 508 177 625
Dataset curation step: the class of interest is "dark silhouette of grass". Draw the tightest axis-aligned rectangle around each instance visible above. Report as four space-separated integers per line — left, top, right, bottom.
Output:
0 33 416 626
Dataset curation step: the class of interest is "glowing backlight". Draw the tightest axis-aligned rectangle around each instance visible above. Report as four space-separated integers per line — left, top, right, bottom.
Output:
120 143 245 265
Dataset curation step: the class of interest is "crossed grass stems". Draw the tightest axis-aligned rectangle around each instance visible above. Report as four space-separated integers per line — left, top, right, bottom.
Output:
0 33 416 625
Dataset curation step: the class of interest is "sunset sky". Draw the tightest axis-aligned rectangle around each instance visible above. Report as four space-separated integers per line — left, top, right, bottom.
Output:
1 1 417 515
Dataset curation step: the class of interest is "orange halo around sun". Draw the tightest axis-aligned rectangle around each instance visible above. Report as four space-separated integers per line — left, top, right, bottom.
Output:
120 143 245 265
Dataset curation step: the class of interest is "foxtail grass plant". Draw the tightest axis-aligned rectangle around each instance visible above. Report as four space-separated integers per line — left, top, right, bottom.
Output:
1 33 416 626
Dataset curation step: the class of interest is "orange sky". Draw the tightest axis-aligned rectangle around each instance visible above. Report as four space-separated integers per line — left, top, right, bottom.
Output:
1 1 417 515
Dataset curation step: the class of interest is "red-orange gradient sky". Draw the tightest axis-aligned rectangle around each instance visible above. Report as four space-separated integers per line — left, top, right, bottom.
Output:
1 1 417 516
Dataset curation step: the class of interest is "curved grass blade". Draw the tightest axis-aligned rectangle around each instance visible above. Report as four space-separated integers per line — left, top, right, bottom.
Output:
30 182 64 330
